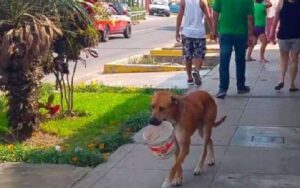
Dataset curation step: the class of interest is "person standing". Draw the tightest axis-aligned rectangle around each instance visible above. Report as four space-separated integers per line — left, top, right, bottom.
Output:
247 0 272 63
213 0 254 99
176 0 213 86
270 0 300 92
266 0 279 43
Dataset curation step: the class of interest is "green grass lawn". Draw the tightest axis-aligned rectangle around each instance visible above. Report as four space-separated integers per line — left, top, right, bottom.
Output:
0 84 183 167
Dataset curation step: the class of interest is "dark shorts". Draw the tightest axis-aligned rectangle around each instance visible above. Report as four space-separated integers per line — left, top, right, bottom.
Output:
254 26 266 38
182 35 206 62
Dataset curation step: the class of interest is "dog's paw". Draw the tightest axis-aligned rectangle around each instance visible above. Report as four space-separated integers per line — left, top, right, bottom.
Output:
172 177 183 187
161 179 172 188
193 167 202 176
208 158 215 166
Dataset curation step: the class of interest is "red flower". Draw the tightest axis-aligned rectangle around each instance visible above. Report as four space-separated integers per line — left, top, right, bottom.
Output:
48 105 60 115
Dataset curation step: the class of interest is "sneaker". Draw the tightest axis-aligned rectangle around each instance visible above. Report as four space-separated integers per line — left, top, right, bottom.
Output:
192 71 202 86
237 86 251 94
216 90 227 99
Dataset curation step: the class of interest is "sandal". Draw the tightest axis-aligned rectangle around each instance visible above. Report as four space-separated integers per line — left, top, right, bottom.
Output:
274 82 284 90
289 88 299 92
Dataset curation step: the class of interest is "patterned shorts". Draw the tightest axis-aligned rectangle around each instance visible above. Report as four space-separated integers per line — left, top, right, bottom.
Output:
182 35 206 62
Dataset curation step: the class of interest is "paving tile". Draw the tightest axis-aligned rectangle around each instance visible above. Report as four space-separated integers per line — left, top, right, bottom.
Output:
247 98 300 110
211 174 300 188
0 163 90 188
217 146 300 175
115 145 226 171
92 168 214 188
239 108 300 127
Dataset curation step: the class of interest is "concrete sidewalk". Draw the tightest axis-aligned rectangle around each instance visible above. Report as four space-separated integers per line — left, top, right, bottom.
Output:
2 45 300 188
72 46 300 188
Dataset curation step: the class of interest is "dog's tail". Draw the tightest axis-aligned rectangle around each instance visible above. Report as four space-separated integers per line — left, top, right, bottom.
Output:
214 116 227 127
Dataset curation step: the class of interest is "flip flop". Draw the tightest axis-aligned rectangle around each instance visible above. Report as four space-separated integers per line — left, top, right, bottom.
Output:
247 58 256 62
289 88 299 92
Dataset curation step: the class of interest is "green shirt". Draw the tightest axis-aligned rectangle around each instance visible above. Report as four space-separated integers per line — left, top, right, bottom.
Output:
213 0 254 35
254 3 267 27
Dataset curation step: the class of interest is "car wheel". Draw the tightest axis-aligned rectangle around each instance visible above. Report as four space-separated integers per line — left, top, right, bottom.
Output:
166 12 170 17
123 24 131 38
101 26 109 42
150 11 154 15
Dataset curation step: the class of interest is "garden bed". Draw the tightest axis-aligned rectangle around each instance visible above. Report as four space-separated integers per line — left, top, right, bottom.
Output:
0 84 183 167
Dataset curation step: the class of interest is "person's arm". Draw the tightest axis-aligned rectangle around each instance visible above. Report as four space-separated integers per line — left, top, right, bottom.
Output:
265 0 272 8
247 0 254 46
200 0 213 38
270 0 283 42
176 0 185 42
212 0 221 41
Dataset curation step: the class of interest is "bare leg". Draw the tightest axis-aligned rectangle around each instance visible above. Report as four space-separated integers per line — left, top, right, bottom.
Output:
247 37 257 61
185 59 193 81
289 52 299 89
279 51 289 83
275 50 289 90
259 34 269 63
192 57 204 72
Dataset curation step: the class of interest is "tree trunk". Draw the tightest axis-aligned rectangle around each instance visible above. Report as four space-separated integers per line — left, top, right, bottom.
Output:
6 60 42 140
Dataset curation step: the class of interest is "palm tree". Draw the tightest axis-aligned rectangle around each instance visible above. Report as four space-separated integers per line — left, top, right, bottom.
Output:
0 0 98 140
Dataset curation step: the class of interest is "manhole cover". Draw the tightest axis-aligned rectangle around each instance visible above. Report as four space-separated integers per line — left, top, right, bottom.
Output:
251 135 284 144
260 78 268 82
230 126 300 148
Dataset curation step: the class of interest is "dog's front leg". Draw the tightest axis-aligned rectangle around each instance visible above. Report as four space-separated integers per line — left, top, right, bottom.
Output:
162 144 189 188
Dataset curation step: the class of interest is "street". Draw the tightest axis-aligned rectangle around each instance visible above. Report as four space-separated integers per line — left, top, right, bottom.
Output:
43 16 177 83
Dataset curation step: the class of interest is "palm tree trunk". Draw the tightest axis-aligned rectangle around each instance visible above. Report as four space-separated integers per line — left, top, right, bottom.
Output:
6 60 42 140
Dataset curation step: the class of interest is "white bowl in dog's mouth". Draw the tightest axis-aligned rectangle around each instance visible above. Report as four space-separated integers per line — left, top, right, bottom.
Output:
143 121 177 159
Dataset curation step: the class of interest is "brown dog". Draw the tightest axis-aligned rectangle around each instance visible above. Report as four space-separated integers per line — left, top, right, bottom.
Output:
150 90 226 188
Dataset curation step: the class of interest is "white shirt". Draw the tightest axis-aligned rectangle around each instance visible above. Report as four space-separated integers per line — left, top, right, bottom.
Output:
267 0 278 18
182 0 205 38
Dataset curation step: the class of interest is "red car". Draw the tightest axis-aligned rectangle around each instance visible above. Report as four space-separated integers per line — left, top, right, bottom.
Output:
84 1 132 42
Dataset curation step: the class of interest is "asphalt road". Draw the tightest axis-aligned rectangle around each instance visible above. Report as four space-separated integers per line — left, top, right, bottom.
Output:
44 15 177 83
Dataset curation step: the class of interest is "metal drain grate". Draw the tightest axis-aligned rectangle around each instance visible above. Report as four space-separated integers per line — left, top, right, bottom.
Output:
251 136 284 144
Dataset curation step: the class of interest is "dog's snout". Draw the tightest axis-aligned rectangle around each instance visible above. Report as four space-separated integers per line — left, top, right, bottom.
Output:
149 117 161 126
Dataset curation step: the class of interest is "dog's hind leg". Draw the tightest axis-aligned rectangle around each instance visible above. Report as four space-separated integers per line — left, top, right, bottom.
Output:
194 124 212 176
207 138 215 166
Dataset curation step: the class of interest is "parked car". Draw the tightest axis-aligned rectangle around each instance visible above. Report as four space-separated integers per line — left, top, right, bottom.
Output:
84 1 132 42
150 0 171 17
113 2 131 16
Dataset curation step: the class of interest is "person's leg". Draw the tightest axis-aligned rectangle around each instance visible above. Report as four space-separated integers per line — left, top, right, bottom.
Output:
247 36 257 61
182 35 194 84
275 40 291 90
266 17 274 42
186 59 193 82
259 33 269 63
217 34 233 98
289 39 300 91
233 35 249 92
192 38 206 85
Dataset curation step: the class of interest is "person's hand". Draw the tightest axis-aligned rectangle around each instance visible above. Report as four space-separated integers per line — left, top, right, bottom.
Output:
211 31 219 42
247 35 255 47
269 30 276 44
176 32 181 42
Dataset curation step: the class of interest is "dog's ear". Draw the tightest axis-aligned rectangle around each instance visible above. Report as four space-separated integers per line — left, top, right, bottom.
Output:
171 95 179 105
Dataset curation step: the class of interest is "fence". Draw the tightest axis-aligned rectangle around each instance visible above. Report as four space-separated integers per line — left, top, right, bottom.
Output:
129 10 146 21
